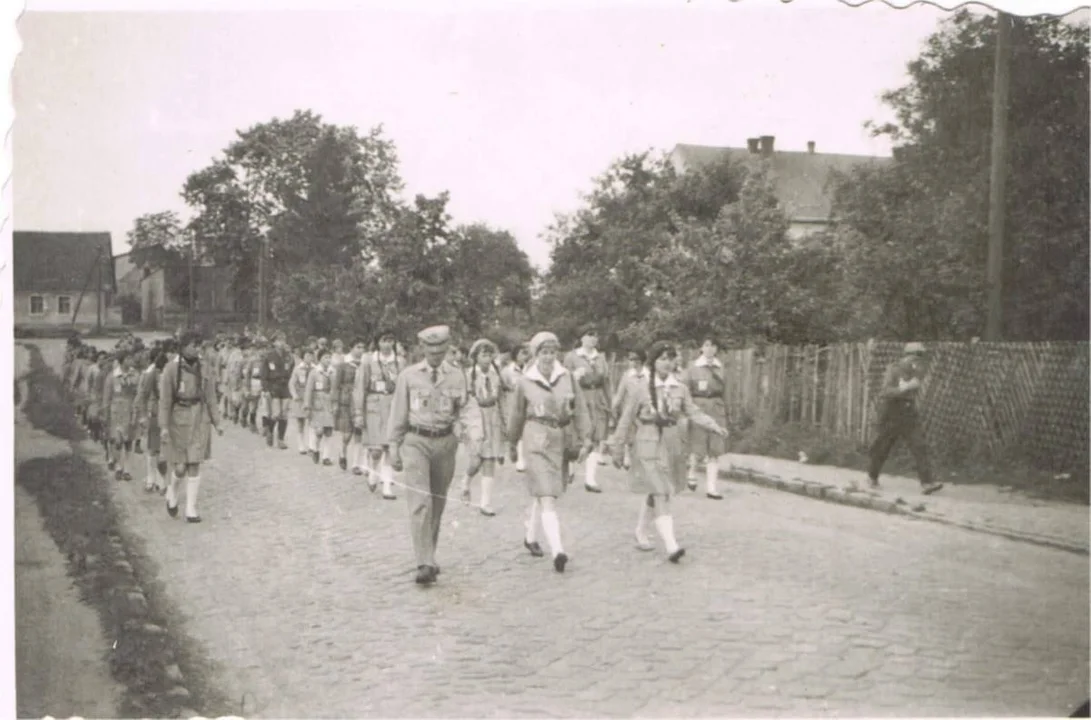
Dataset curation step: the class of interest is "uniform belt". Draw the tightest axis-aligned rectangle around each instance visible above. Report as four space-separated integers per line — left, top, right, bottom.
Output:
580 380 604 390
529 416 569 428
640 417 677 427
691 392 721 399
409 424 453 438
477 399 498 408
173 398 201 408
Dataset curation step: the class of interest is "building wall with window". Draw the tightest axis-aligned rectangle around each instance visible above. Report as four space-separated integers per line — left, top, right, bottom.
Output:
13 289 114 327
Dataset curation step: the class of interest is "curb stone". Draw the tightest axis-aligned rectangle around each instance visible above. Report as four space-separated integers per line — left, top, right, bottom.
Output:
721 465 1089 557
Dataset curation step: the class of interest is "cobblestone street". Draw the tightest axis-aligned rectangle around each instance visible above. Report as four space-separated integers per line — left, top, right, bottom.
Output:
87 410 1087 718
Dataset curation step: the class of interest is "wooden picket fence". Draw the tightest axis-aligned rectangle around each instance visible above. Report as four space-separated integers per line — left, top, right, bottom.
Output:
606 341 1089 473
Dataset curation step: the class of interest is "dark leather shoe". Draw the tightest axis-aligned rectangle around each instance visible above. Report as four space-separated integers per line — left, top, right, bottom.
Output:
553 552 568 573
339 457 347 470
706 492 723 500
166 501 178 518
669 548 686 564
186 515 202 524
584 483 602 494
415 565 436 585
524 540 544 557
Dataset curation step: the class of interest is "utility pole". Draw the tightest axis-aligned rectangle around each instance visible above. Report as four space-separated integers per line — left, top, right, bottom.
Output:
985 11 1013 341
96 254 103 334
188 231 196 329
257 237 266 331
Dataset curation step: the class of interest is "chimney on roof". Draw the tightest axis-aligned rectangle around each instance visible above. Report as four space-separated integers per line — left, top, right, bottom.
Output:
760 135 775 157
746 138 760 154
807 141 815 154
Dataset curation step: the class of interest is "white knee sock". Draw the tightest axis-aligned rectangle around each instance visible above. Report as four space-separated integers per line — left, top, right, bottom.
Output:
297 421 308 452
635 502 650 541
688 455 699 481
540 509 564 556
380 460 394 494
585 453 599 487
185 475 201 518
145 454 155 487
706 459 720 493
166 472 182 507
654 515 680 553
516 441 526 471
480 476 494 508
525 500 540 543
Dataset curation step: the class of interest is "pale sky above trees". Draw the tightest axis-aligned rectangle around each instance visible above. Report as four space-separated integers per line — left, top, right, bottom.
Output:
12 1 1080 269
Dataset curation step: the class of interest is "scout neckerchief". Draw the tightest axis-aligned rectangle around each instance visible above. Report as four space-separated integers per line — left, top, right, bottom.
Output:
694 354 724 387
376 351 399 386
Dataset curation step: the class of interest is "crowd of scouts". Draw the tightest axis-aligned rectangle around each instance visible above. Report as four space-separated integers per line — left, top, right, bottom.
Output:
60 323 940 587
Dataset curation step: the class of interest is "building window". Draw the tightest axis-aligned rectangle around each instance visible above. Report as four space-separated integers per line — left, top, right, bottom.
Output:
29 295 45 315
57 295 72 315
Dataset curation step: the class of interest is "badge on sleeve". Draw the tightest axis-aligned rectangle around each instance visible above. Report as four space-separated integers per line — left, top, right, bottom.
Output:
697 380 708 392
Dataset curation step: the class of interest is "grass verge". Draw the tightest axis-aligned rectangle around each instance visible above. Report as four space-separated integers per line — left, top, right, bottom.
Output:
16 343 236 719
732 419 1089 505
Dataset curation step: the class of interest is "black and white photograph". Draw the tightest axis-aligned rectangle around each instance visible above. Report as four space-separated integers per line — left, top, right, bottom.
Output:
6 0 1090 717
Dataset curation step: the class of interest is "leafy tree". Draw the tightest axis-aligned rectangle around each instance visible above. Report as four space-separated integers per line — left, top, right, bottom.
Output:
126 210 194 306
833 11 1089 341
181 109 404 318
539 151 745 347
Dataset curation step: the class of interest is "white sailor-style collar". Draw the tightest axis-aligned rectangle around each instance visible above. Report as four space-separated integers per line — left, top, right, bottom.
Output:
575 346 600 361
653 373 683 390
524 362 568 387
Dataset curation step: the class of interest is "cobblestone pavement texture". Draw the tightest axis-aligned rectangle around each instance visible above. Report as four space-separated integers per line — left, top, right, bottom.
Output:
39 340 1090 717
723 455 1090 554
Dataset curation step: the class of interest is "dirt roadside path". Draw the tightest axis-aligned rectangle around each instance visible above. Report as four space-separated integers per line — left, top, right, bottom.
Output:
14 344 123 718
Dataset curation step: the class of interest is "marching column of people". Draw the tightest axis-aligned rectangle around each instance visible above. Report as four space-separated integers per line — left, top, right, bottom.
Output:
58 327 944 587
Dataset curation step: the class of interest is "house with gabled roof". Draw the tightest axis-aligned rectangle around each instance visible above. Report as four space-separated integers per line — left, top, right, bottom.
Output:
669 136 892 239
13 231 120 329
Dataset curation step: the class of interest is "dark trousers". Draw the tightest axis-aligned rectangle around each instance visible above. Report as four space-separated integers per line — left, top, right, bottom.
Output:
868 400 933 485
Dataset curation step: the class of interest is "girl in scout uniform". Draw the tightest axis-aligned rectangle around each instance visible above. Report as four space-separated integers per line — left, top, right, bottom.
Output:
98 353 117 464
243 343 265 433
158 330 224 524
332 339 366 472
563 325 611 493
500 343 531 472
606 341 728 561
304 349 336 465
226 338 247 425
289 347 316 455
610 349 648 471
683 338 729 500
353 331 402 499
506 331 594 574
104 350 141 481
458 339 506 516
135 347 168 494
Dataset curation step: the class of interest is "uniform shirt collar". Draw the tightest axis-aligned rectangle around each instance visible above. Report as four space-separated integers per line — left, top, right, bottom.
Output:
654 373 682 389
524 362 568 386
694 355 721 368
575 346 599 361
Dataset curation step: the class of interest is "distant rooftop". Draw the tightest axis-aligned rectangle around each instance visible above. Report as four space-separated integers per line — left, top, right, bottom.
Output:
670 137 892 222
13 231 116 293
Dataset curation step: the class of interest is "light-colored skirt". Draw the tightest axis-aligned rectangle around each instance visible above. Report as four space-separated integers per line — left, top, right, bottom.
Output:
628 423 689 496
363 393 394 447
309 393 334 429
521 420 568 498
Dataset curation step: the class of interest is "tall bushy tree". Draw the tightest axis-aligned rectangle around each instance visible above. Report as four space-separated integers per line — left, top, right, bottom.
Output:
833 11 1089 341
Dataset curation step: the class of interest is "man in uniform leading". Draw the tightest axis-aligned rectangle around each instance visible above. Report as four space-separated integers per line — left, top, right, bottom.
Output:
387 325 483 586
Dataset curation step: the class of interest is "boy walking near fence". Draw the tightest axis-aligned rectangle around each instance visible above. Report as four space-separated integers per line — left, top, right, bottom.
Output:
868 342 944 496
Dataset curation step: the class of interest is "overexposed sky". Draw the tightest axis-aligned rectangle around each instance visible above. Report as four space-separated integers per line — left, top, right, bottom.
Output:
15 3 966 268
